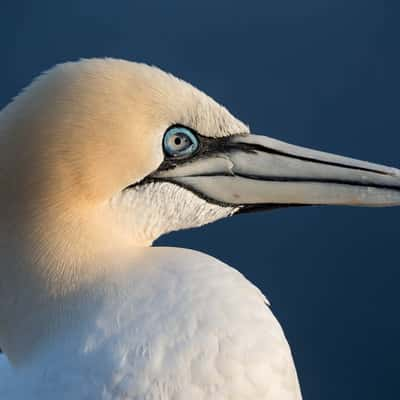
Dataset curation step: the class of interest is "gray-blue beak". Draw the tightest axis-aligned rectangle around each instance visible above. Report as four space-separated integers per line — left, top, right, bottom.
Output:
151 133 400 210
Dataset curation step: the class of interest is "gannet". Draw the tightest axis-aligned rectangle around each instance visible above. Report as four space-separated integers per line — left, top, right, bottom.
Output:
0 58 399 400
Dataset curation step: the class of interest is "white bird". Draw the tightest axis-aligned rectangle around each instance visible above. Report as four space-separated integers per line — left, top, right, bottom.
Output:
0 58 399 399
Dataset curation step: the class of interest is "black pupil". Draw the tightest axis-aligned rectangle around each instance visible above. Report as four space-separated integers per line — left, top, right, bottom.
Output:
174 137 182 146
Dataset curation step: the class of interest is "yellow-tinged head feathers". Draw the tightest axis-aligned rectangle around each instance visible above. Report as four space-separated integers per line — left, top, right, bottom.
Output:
0 58 247 266
0 58 248 206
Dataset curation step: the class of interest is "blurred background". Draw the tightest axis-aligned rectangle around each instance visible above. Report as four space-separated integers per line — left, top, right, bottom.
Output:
1 1 398 398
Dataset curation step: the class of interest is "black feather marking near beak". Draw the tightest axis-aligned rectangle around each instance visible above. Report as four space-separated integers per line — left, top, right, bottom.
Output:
125 130 400 210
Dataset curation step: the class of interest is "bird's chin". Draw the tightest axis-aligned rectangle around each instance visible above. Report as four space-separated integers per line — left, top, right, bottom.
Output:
117 180 238 244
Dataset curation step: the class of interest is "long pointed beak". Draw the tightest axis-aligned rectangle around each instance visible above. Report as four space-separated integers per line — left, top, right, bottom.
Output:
151 134 400 210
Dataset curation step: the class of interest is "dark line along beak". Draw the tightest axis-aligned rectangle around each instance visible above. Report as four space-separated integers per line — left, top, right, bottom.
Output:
149 133 400 210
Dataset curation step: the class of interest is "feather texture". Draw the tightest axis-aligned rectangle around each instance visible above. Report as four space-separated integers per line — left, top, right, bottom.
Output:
0 248 301 400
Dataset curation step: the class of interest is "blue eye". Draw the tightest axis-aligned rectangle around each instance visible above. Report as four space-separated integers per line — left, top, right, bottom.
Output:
163 126 199 158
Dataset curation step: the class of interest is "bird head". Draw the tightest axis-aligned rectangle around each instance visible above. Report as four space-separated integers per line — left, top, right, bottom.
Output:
1 58 399 254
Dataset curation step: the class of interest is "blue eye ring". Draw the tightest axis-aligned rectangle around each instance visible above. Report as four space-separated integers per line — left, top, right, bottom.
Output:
163 126 199 158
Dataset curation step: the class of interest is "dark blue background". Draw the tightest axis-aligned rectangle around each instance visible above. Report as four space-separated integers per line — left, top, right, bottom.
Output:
1 1 398 398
